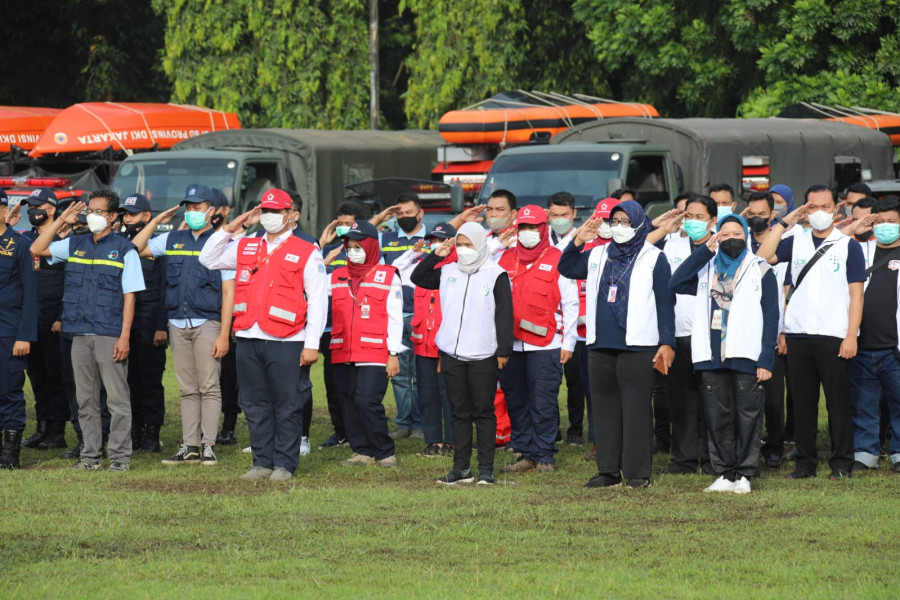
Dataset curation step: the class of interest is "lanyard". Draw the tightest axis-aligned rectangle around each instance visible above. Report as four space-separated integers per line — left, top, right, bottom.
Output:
508 248 549 282
250 237 290 274
347 266 379 307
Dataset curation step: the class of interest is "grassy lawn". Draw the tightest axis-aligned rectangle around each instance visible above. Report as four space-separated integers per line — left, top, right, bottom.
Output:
1 356 898 599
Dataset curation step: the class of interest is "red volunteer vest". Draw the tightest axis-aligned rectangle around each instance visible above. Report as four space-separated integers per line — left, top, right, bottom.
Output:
330 265 396 364
498 246 563 347
232 235 315 337
411 287 441 358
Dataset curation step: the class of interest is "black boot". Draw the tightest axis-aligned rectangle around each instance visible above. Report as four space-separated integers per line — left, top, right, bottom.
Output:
0 430 24 469
216 413 238 445
140 424 162 452
132 424 144 451
61 430 84 460
22 420 47 448
38 421 68 449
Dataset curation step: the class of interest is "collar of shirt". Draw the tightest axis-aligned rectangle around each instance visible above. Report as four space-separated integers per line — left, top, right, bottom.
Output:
398 224 425 240
262 229 293 252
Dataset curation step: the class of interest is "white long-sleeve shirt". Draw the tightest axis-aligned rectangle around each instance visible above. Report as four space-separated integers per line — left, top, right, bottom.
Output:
199 228 327 348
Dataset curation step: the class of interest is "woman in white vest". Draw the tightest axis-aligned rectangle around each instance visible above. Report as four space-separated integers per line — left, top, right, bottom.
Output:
411 223 514 486
559 200 676 489
669 214 779 494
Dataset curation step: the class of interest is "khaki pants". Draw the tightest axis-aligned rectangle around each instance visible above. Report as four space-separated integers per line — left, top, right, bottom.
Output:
169 321 223 447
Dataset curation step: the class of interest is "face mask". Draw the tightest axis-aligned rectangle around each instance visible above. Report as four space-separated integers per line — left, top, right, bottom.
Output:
347 246 366 264
335 225 351 238
456 247 479 265
873 223 900 245
844 205 854 218
682 219 710 241
259 213 286 234
773 204 788 220
27 207 49 227
597 222 612 239
86 213 108 234
122 222 146 239
747 216 769 233
611 225 636 244
549 218 573 236
396 216 419 234
717 205 733 221
210 213 225 229
518 230 541 249
73 226 91 236
719 238 745 259
486 217 507 233
807 209 834 232
856 229 873 242
184 210 208 231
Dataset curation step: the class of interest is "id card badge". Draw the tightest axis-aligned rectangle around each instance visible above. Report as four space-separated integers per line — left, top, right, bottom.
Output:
360 303 371 319
607 285 618 303
711 309 723 331
239 269 251 283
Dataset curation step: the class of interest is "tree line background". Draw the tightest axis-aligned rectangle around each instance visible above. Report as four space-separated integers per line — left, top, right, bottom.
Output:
2 0 898 129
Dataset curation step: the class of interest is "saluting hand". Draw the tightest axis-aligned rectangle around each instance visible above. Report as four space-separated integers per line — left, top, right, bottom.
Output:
574 217 601 245
152 205 180 225
459 204 487 223
780 203 809 228
706 232 720 253
60 201 86 225
224 206 261 234
320 220 339 246
4 203 21 227
433 239 454 258
324 245 343 266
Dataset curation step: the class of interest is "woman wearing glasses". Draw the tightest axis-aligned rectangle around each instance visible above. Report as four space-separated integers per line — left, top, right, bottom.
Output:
668 214 779 494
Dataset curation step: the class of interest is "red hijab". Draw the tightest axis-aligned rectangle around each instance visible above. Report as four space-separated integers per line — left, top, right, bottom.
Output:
513 205 551 264
344 236 382 289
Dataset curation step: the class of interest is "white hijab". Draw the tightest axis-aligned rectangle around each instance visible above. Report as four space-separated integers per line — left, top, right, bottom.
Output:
456 222 490 274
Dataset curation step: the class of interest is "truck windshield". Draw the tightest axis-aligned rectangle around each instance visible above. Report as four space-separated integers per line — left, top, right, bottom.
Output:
478 151 622 208
112 158 238 213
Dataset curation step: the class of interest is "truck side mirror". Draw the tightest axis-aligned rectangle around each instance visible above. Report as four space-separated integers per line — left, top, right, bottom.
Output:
450 181 464 214
607 178 622 196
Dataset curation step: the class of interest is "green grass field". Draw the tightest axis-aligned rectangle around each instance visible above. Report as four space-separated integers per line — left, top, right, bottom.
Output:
1 357 898 599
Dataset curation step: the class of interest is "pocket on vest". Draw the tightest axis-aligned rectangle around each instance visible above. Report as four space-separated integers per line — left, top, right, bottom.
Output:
359 323 386 349
96 273 121 307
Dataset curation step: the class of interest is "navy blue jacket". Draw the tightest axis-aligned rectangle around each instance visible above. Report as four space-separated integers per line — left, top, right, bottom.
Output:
0 227 38 341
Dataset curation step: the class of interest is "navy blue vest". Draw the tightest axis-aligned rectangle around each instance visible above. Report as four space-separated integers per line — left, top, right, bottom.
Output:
380 230 420 313
164 229 222 322
62 232 136 337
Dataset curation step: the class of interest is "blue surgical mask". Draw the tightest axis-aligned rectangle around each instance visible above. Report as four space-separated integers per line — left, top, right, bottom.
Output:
717 205 733 221
682 219 710 241
335 225 351 237
873 223 900 245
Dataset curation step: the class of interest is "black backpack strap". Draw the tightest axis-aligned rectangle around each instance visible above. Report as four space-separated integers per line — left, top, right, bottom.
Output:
865 253 898 277
785 242 835 305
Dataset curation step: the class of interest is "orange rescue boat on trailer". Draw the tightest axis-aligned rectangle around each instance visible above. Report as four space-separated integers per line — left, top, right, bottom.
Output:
0 106 61 153
29 102 241 157
777 103 900 147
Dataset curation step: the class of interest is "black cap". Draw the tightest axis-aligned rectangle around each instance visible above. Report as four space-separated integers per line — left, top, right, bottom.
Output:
211 188 229 208
25 187 58 207
180 184 217 206
341 220 379 241
427 222 456 240
122 193 152 213
0 189 7 206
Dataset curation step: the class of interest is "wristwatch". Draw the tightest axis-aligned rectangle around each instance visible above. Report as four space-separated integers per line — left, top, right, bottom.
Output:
389 351 398 356
777 218 789 228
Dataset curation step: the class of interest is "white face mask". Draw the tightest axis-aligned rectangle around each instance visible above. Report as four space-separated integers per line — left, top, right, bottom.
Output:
347 247 366 264
86 213 108 234
807 209 834 232
610 224 636 244
456 247 479 265
518 230 541 249
486 217 508 233
597 222 612 239
259 213 286 234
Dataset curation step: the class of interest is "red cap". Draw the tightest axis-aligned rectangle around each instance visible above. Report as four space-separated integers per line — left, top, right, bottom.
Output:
516 204 547 225
593 197 620 219
259 188 292 209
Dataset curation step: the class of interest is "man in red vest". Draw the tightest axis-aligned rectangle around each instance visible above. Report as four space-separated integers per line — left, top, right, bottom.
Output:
199 189 328 482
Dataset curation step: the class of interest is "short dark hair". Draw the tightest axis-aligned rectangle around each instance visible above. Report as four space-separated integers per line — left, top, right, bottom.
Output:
708 183 734 198
397 192 421 210
610 188 636 200
489 189 517 211
685 194 717 219
874 195 900 217
547 191 575 209
89 189 120 213
747 191 774 211
852 196 877 212
847 182 872 195
804 184 837 205
287 191 303 214
673 192 695 210
336 201 363 219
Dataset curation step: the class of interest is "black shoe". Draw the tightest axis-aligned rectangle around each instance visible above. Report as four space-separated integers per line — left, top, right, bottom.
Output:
0 430 24 469
663 462 698 475
585 473 622 488
828 469 851 481
22 421 47 448
140 424 162 453
785 469 816 480
764 454 783 468
566 433 584 447
626 478 652 489
215 429 236 445
477 470 495 485
700 462 715 475
61 431 84 460
131 425 144 451
437 468 474 485
319 433 348 449
784 445 799 461
38 421 67 449
651 439 670 455
852 461 870 473
555 429 563 443
419 443 443 457
161 445 201 464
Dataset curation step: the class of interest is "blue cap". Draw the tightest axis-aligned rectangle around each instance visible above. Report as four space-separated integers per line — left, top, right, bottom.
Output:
0 189 7 206
180 184 217 206
211 187 229 209
427 222 456 239
122 193 152 213
25 187 58 207
769 184 793 206
341 220 379 241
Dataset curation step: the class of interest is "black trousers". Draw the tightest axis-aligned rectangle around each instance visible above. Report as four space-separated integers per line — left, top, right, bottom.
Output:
652 371 671 446
700 369 765 479
127 326 166 427
589 348 655 481
220 337 240 415
564 341 586 436
668 336 708 469
27 322 68 422
320 332 344 438
786 336 854 473
334 363 394 460
440 353 498 473
761 353 786 459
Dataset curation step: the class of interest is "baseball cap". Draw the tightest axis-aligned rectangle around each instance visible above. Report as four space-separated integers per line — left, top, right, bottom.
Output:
516 205 547 225
427 222 457 240
180 184 217 206
122 193 152 213
25 187 58 207
258 188 292 210
0 189 7 206
341 220 378 241
211 187 229 209
593 197 621 219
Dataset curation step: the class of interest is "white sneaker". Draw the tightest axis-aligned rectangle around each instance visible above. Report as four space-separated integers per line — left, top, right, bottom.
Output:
733 476 752 494
704 476 736 493
299 436 310 456
242 446 252 454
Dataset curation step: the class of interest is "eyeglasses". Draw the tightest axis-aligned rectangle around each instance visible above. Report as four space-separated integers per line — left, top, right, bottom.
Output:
609 218 632 227
710 289 733 302
82 209 110 216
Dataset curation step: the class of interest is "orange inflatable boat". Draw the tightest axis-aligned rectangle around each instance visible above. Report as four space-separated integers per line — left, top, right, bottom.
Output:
827 114 900 146
30 102 241 157
0 107 62 153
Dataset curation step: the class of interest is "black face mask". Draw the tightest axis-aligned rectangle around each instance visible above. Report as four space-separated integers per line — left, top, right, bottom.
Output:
73 225 91 236
397 216 419 234
856 229 873 242
122 222 146 239
747 216 769 233
719 238 745 259
210 213 225 229
27 207 49 227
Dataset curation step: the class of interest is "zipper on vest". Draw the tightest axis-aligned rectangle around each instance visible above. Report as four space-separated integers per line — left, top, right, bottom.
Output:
453 275 471 356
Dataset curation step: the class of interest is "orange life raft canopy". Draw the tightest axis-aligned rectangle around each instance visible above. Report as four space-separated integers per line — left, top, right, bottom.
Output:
438 91 658 146
0 106 62 153
777 103 900 147
29 102 241 157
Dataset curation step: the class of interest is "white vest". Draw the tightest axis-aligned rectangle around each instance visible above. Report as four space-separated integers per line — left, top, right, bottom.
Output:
585 242 662 347
691 253 769 364
435 261 506 361
783 228 852 338
664 234 699 337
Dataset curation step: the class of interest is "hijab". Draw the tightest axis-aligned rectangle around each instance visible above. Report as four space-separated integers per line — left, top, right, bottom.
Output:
714 214 750 279
344 235 382 290
456 222 490 274
599 200 650 330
